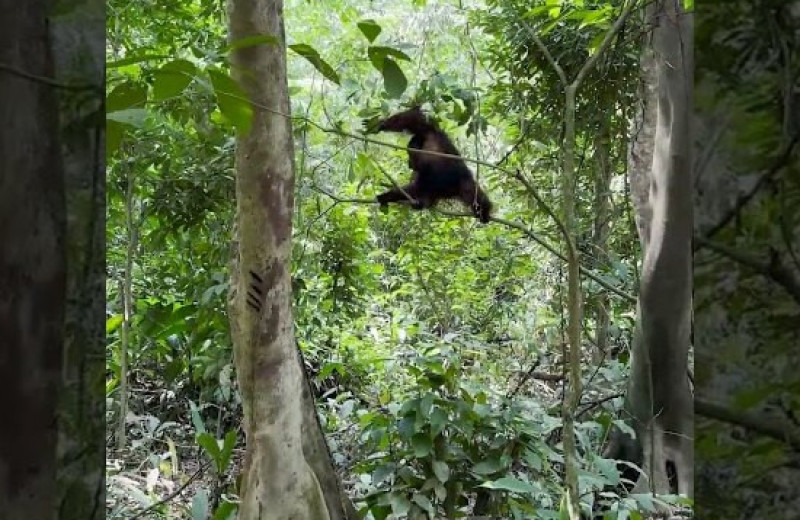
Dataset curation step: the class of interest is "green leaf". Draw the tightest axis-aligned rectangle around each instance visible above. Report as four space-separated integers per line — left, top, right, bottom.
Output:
289 44 340 85
412 493 434 514
357 19 382 42
152 59 196 102
106 314 124 333
473 456 504 475
588 30 607 55
107 81 147 112
189 401 207 435
373 463 395 486
429 407 447 436
432 460 450 482
381 58 407 99
411 433 432 457
107 109 150 128
107 54 170 68
212 501 237 520
480 476 535 494
197 433 222 469
191 489 209 520
219 430 237 472
207 69 253 134
106 120 125 159
630 493 657 512
367 46 412 66
318 362 344 379
389 493 411 516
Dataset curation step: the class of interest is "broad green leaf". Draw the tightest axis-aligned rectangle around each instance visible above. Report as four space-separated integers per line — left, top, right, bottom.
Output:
389 493 411 516
318 361 344 379
207 69 253 134
432 460 450 482
191 489 209 520
189 400 207 435
107 81 147 112
373 464 394 486
588 30 607 55
212 501 237 520
419 393 434 418
106 314 123 333
480 476 535 494
411 433 432 457
197 433 222 469
367 46 412 65
106 120 125 159
412 493 434 514
381 58 407 99
152 59 196 102
107 109 150 128
473 456 504 475
630 493 657 512
357 19 382 42
289 44 340 85
219 430 237 472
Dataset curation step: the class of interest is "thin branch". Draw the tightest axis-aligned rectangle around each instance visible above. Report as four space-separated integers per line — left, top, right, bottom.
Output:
699 134 799 244
524 28 568 87
577 392 624 418
508 358 543 399
514 169 571 250
127 461 212 520
695 237 800 305
573 0 638 89
371 160 417 204
312 186 375 205
313 188 636 303
0 62 102 92
696 398 800 451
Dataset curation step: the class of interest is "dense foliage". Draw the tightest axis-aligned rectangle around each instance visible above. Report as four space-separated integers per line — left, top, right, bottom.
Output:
104 1 687 519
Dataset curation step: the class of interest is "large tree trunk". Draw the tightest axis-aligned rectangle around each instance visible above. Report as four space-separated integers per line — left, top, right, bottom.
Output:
0 1 66 518
624 0 694 500
225 1 355 519
49 0 106 517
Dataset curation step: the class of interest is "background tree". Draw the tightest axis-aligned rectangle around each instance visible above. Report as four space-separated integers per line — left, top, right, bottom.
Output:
0 1 66 517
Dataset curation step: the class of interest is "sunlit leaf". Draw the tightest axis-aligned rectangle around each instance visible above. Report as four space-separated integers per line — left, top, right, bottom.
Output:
480 476 535 494
191 489 209 520
381 58 407 98
432 460 450 482
207 69 253 134
107 81 147 112
357 19 382 42
152 59 196 101
289 43 340 85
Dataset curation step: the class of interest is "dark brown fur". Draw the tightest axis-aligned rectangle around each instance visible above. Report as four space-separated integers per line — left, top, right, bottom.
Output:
375 106 493 223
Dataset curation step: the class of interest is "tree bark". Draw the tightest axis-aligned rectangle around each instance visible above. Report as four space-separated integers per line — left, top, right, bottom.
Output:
592 119 612 363
0 2 66 518
225 1 354 519
49 0 106 515
625 0 694 499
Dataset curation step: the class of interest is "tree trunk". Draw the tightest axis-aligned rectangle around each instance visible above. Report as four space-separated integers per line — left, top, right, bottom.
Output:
0 1 66 518
225 1 354 518
625 0 694 500
592 119 612 363
49 0 106 516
